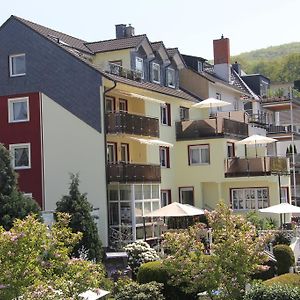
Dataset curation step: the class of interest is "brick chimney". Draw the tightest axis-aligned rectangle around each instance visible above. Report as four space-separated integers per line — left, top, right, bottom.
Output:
213 35 231 82
115 24 135 39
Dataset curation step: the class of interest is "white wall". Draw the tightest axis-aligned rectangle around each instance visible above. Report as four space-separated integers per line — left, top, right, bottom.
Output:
41 94 108 246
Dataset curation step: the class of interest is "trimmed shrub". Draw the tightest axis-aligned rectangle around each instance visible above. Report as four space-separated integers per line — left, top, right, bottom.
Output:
137 260 198 300
114 279 165 300
244 283 300 300
273 244 295 275
264 273 300 287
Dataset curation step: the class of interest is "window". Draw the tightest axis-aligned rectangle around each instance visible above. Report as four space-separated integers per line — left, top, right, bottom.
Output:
107 143 117 163
159 146 170 168
197 61 203 72
105 97 115 113
9 143 31 169
8 97 29 123
167 68 175 88
119 99 128 112
227 142 235 158
109 60 122 75
231 188 269 210
280 187 289 203
160 103 171 126
135 57 144 79
216 93 221 100
161 190 171 207
120 143 129 163
188 144 209 165
23 193 33 198
152 63 160 83
180 106 189 121
179 187 194 206
9 54 26 77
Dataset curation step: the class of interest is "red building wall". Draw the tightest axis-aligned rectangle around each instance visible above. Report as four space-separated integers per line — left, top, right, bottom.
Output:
0 92 44 208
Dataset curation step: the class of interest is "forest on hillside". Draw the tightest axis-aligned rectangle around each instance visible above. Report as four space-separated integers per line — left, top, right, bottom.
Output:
231 42 300 83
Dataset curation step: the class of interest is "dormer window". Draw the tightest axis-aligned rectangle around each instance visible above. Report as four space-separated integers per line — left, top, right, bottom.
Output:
167 68 175 88
152 63 160 83
197 61 203 72
135 57 144 79
9 54 26 77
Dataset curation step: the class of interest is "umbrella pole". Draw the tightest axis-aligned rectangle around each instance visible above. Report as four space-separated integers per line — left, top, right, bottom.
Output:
143 217 146 241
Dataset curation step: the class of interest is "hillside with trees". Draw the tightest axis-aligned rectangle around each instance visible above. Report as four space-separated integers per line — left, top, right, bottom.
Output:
231 42 300 83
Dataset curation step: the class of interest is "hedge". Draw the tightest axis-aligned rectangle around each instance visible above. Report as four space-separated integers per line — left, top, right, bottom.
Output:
244 284 300 300
273 244 295 275
264 273 300 287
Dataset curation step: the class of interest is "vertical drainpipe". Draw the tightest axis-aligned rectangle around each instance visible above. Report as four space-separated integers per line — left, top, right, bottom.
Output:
101 75 117 249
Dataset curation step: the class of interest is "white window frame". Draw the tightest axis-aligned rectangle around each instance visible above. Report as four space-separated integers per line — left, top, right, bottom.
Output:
160 103 170 126
107 143 117 163
188 144 210 165
152 63 160 84
167 68 175 88
180 106 189 121
9 143 31 170
161 190 171 207
179 187 194 206
8 97 30 123
9 53 26 77
159 146 170 168
231 188 269 211
135 57 144 79
23 193 33 198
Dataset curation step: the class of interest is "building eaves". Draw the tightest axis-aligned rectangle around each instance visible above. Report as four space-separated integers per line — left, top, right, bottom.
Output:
85 34 147 53
103 73 199 103
12 15 93 54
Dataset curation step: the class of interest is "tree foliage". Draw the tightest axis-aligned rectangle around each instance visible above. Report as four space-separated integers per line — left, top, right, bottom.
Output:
0 213 110 300
163 203 270 300
56 173 102 262
0 143 40 230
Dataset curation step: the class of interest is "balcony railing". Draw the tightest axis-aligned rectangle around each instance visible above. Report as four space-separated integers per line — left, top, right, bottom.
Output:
267 124 300 135
225 156 289 177
107 162 161 183
107 63 142 82
106 112 159 137
176 117 248 140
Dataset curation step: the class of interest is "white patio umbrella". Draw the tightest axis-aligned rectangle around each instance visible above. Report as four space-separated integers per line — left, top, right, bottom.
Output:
260 203 300 227
144 202 205 217
129 137 173 147
192 97 231 116
236 134 277 157
79 289 110 300
259 203 300 214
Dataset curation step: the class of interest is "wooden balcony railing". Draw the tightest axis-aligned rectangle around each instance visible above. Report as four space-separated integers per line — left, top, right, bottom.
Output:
106 112 159 137
176 117 248 140
107 162 161 183
225 156 289 177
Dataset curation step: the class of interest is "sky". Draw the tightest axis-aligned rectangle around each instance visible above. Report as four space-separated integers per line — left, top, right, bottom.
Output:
1 0 299 59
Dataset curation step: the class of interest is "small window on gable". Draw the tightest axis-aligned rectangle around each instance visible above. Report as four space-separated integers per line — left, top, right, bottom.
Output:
167 68 175 88
9 143 31 169
135 57 144 79
8 97 29 123
152 63 160 83
9 54 26 77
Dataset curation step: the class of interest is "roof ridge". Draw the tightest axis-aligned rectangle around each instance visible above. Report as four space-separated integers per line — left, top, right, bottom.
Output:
85 34 147 45
12 15 87 43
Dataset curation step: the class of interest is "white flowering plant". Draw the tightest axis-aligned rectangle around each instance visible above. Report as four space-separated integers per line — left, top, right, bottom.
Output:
124 241 159 275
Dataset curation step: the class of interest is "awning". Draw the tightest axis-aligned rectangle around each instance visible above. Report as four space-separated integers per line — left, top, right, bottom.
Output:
129 137 173 147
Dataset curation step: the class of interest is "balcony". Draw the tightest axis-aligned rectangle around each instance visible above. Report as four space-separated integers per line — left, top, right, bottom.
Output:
107 162 161 183
106 112 159 138
261 96 300 111
176 117 248 140
225 156 289 177
267 124 300 141
106 63 142 82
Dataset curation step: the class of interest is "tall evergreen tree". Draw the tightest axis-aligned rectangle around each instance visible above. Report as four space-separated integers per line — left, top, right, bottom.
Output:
56 173 103 262
0 143 41 230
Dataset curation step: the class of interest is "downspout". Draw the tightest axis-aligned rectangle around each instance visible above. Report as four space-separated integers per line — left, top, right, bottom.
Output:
101 74 117 249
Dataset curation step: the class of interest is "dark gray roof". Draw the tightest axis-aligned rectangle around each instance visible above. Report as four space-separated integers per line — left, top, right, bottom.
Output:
103 73 199 103
166 48 178 57
85 35 146 53
151 41 163 52
13 16 93 54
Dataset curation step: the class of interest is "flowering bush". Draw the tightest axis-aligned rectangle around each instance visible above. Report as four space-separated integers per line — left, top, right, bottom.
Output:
124 241 159 275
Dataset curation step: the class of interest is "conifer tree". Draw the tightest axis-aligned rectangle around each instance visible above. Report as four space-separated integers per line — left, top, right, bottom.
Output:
0 143 41 230
56 173 103 262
